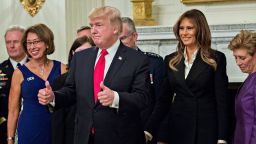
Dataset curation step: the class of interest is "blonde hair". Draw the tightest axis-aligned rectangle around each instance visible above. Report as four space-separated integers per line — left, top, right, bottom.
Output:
228 30 256 56
88 6 122 35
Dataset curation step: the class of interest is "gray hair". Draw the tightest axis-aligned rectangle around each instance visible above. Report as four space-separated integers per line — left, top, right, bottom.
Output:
121 17 137 34
4 25 25 39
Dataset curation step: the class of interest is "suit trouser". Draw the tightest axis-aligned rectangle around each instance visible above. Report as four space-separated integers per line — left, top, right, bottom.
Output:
88 133 94 144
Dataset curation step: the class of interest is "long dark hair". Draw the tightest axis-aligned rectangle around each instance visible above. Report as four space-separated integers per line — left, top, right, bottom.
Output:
170 9 217 71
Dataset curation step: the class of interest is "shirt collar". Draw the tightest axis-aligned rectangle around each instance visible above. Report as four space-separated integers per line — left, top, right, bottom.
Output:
97 40 120 57
184 47 198 64
9 55 28 68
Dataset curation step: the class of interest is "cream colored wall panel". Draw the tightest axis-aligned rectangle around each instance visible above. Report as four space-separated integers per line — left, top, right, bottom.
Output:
153 0 256 26
65 0 103 57
104 0 256 26
104 0 132 17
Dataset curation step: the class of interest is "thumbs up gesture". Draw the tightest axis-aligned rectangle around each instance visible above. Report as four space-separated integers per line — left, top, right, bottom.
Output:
38 81 55 105
98 82 115 106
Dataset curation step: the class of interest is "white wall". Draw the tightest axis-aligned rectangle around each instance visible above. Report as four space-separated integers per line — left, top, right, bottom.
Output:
1 0 256 64
105 0 256 26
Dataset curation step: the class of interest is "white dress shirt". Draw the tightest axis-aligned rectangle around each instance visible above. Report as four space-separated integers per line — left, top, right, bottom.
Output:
184 48 198 79
95 40 120 108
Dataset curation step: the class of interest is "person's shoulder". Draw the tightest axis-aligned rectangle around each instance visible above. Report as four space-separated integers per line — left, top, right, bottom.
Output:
210 49 226 60
125 46 147 58
143 52 163 60
0 59 12 70
77 46 96 54
211 49 224 55
0 59 10 67
165 51 177 60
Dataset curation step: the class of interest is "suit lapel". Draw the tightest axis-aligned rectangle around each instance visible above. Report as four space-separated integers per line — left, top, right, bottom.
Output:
174 57 186 87
86 47 99 107
173 56 197 97
104 43 126 87
185 51 206 83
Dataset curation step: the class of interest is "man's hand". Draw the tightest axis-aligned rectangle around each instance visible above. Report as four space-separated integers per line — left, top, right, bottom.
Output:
38 81 54 105
98 82 114 106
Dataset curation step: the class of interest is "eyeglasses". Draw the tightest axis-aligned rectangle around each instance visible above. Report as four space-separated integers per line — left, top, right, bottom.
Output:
26 40 42 47
119 33 133 40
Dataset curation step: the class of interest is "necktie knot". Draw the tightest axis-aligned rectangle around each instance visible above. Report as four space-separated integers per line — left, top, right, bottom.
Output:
16 63 21 67
101 49 108 56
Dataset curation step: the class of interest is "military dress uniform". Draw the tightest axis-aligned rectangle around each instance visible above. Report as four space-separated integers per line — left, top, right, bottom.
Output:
138 49 165 118
0 60 15 144
0 58 27 144
137 49 168 144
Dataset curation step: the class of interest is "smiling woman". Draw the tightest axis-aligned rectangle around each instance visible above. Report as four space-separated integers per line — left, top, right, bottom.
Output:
145 9 229 144
7 23 67 144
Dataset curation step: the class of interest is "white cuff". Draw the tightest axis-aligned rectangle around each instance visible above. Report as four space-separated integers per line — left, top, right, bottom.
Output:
110 91 119 108
218 140 227 144
144 131 153 141
50 97 55 107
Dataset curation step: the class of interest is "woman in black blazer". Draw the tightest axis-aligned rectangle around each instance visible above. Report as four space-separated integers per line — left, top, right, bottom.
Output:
145 9 229 144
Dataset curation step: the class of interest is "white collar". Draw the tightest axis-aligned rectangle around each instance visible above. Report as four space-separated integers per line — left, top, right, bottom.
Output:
97 40 120 57
9 55 28 68
184 47 198 64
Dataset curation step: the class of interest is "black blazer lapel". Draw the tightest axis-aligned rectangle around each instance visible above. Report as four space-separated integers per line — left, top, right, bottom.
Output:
174 57 186 87
185 52 207 83
174 57 194 97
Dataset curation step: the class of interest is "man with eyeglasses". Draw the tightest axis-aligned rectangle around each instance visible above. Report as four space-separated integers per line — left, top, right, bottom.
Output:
120 17 168 144
0 25 27 144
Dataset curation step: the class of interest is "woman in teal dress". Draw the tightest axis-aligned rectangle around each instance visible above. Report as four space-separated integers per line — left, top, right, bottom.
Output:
7 23 67 144
228 30 256 144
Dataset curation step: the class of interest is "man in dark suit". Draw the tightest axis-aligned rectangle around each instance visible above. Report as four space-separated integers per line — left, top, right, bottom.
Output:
38 6 150 144
120 17 168 144
51 35 95 144
0 25 27 144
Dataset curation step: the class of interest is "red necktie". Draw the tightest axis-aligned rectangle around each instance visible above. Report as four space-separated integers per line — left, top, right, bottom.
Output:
93 49 108 103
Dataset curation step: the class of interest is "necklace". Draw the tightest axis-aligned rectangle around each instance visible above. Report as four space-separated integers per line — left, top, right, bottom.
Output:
32 59 49 77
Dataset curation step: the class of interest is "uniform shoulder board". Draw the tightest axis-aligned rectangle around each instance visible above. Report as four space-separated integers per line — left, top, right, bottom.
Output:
144 52 162 58
1 60 9 67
